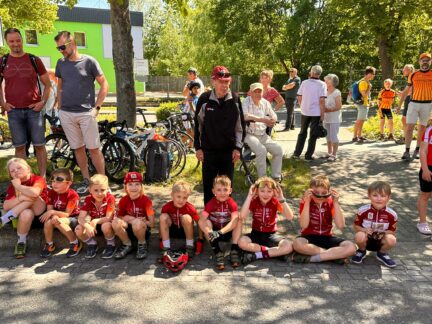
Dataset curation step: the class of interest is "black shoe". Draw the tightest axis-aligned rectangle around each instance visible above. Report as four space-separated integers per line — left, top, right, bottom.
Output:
114 244 133 259
278 128 289 132
157 248 170 263
241 252 257 264
186 245 195 260
101 245 116 259
40 243 56 258
304 155 316 161
136 243 148 260
85 244 98 259
290 125 295 130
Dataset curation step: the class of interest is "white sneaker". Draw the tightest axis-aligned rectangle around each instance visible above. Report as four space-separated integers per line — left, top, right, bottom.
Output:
417 222 432 235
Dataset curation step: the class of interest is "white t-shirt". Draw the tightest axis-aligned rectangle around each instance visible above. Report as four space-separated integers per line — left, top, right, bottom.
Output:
242 96 277 136
324 89 342 123
297 78 327 116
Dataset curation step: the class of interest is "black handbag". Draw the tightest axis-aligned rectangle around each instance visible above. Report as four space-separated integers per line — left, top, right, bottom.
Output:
313 121 327 138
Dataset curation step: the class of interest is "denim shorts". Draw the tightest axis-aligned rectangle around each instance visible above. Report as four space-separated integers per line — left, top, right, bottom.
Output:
7 108 46 147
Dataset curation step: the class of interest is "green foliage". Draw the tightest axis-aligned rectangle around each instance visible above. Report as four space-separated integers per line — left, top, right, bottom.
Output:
358 113 405 140
156 101 181 121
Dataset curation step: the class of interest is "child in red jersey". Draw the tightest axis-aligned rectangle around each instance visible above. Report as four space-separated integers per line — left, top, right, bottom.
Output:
352 181 397 268
2 158 48 258
292 175 356 263
198 175 242 270
417 119 432 235
377 79 397 141
39 168 81 258
75 174 116 259
159 180 199 259
112 172 154 260
238 177 294 264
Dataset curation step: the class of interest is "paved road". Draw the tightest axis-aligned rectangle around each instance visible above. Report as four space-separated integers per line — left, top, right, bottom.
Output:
1 111 431 323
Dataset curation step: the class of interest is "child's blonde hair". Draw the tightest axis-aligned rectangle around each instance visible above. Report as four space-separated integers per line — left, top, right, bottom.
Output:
213 175 231 188
309 175 331 190
6 157 31 177
368 181 391 196
384 78 393 86
52 168 74 182
89 174 109 188
172 180 192 195
260 69 274 80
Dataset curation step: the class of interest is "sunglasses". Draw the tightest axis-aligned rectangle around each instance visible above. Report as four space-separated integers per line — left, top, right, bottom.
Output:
51 176 68 183
257 181 277 190
56 41 71 51
216 71 231 78
312 191 332 199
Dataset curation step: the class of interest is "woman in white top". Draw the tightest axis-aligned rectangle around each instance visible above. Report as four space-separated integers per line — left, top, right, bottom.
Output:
323 74 342 161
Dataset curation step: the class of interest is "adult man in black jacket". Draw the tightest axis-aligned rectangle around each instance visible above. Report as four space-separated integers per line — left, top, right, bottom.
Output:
194 66 245 204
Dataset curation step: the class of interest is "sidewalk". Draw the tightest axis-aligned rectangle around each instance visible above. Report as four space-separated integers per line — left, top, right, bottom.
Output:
0 122 431 322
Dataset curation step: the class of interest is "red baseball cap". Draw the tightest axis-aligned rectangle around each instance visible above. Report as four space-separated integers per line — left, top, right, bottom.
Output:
124 172 143 184
211 66 232 81
419 53 431 60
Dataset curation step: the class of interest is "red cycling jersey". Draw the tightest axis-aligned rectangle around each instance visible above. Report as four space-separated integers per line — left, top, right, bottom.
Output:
81 193 116 219
203 197 238 230
47 188 80 216
300 197 334 236
354 204 397 232
161 201 199 228
249 197 282 233
117 194 154 220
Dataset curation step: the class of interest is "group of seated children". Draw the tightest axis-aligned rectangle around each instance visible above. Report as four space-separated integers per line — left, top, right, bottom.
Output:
0 157 398 269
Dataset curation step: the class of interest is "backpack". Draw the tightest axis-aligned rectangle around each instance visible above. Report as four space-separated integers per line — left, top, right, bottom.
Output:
0 53 42 94
144 139 171 183
350 79 363 104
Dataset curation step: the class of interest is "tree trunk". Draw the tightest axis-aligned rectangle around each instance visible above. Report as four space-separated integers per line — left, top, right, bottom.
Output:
378 36 394 80
110 0 136 128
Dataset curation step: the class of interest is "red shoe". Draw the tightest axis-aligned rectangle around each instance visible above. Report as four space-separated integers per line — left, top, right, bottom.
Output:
195 239 204 255
159 239 163 250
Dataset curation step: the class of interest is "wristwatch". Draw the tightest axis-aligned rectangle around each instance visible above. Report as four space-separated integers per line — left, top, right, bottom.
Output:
95 106 101 111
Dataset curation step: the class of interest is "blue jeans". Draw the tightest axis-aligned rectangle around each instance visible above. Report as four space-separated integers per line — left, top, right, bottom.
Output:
7 108 46 147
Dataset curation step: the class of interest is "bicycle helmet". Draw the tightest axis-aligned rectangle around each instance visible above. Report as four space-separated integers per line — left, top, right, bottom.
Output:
188 81 201 91
162 250 189 272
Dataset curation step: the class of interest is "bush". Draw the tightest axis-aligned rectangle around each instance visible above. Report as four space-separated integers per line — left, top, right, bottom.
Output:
156 101 182 121
361 113 406 140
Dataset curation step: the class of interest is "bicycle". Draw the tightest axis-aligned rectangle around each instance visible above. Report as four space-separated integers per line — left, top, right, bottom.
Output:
116 123 187 178
45 115 135 183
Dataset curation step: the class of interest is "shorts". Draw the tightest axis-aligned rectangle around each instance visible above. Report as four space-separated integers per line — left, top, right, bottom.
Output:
355 104 369 121
7 108 46 147
402 96 411 117
406 101 432 126
323 122 340 143
169 225 186 239
58 109 101 149
299 234 345 249
366 236 382 252
419 165 432 192
378 108 393 120
246 230 284 248
58 216 78 229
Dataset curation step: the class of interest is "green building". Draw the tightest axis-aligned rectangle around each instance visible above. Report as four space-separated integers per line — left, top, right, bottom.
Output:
20 6 144 93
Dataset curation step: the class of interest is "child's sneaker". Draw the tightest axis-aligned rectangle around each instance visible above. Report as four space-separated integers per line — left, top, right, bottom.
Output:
291 252 311 263
351 249 367 264
195 239 204 255
14 242 27 259
66 242 82 258
229 249 241 267
417 222 431 235
412 149 420 159
114 244 133 259
387 134 394 141
376 252 396 268
101 245 116 259
85 244 98 259
40 243 56 258
136 243 148 260
241 252 256 265
186 245 195 260
379 134 385 141
215 251 225 270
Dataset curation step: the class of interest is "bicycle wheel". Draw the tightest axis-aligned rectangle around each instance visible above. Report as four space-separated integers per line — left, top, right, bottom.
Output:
45 133 76 175
0 118 13 149
102 137 135 183
175 131 200 171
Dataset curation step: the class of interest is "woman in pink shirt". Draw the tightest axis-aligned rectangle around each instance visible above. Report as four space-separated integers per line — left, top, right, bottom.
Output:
259 70 284 110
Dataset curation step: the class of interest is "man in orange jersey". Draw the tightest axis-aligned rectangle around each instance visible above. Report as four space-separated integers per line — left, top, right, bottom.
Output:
399 53 432 162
